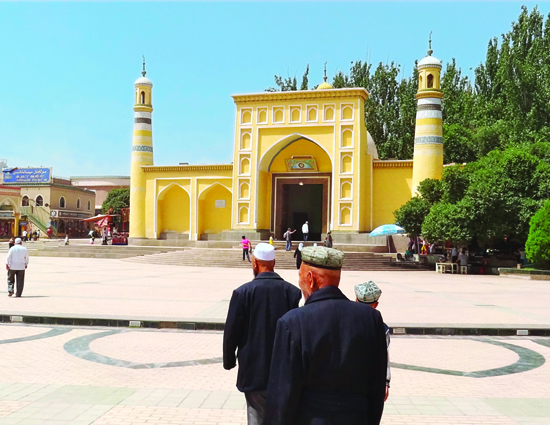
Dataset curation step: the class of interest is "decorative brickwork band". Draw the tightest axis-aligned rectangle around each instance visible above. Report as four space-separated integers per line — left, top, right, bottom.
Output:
414 136 443 145
417 104 441 111
132 145 154 153
134 117 152 124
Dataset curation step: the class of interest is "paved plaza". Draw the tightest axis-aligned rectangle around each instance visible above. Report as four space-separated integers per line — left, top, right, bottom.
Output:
0 256 549 424
0 257 549 328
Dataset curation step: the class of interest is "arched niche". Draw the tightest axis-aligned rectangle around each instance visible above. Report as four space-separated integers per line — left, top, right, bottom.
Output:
274 108 284 123
240 157 251 175
241 133 251 150
341 155 353 174
259 134 333 173
307 107 317 122
324 106 334 121
157 184 190 236
258 109 267 123
291 108 300 122
239 181 250 199
341 129 353 148
342 106 353 120
198 183 232 238
340 207 351 225
427 74 434 88
238 206 249 224
242 110 252 124
341 181 352 199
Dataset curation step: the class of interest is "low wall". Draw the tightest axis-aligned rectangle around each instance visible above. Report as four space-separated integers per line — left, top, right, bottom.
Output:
499 268 550 281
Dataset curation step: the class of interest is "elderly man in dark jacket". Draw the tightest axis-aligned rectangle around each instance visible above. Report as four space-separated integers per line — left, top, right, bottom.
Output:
265 246 387 425
223 243 302 425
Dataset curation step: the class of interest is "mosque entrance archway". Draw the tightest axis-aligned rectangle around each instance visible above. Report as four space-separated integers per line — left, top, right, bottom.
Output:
272 174 331 242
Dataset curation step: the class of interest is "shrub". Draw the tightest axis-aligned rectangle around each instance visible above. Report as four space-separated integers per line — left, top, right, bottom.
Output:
525 200 550 270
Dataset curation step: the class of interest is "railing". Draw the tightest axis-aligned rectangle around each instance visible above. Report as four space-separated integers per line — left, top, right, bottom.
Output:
21 206 57 236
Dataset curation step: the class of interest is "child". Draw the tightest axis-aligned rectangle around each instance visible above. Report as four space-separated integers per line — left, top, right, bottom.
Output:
269 234 274 245
354 281 391 401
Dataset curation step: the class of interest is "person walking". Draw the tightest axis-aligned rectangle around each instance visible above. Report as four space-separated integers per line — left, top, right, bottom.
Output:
22 229 27 242
224 243 301 425
354 281 391 402
293 242 303 269
46 226 53 239
265 246 387 425
8 238 15 250
283 228 296 251
6 238 29 297
451 246 458 263
302 221 309 242
241 235 252 262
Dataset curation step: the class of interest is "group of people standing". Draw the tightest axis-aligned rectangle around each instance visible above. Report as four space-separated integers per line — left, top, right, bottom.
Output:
224 243 389 425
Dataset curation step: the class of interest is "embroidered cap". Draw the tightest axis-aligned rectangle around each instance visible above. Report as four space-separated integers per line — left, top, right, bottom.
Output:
301 246 344 269
354 281 382 303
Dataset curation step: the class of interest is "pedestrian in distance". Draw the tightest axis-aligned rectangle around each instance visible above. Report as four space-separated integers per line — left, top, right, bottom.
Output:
265 246 387 425
302 221 309 242
269 234 274 246
294 242 303 269
451 246 458 263
88 229 95 244
224 243 302 425
22 229 27 242
241 235 252 262
283 228 296 251
8 238 15 250
324 230 333 248
64 235 69 246
355 281 391 402
46 226 53 239
6 238 29 298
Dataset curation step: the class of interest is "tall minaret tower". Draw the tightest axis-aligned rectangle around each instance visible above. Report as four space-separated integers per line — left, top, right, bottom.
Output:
129 57 153 239
411 36 444 195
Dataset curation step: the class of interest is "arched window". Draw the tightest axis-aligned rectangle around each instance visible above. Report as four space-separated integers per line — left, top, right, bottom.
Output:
59 196 66 208
35 195 43 206
87 200 91 211
140 91 145 104
427 74 434 88
77 198 81 209
21 196 29 207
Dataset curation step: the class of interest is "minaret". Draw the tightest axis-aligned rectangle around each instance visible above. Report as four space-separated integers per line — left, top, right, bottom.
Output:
129 57 153 239
411 36 444 195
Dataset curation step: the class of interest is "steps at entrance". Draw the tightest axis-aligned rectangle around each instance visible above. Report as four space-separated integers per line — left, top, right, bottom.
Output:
122 248 420 271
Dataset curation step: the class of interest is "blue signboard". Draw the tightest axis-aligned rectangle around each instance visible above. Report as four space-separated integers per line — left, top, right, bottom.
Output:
2 168 52 184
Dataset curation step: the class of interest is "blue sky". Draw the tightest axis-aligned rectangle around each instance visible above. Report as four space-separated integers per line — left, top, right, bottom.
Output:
1 1 548 178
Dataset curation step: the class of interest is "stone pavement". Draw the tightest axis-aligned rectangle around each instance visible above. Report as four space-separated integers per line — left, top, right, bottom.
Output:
0 323 549 424
0 257 549 329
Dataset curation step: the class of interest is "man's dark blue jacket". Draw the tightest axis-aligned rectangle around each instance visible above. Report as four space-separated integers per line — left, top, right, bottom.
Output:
265 286 387 425
223 271 302 393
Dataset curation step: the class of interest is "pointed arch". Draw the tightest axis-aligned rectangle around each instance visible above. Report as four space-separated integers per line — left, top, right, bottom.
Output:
258 133 333 173
198 182 232 239
157 183 191 237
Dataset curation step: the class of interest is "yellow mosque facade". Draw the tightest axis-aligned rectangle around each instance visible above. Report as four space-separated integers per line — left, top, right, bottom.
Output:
129 48 443 244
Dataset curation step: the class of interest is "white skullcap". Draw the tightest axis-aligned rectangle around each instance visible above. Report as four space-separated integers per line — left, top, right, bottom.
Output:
15 238 22 244
254 243 275 261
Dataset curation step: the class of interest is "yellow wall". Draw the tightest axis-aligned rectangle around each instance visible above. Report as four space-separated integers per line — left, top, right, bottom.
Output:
372 162 413 228
198 184 232 235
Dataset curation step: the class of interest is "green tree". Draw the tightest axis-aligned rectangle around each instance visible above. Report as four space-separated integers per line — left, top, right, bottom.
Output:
442 124 475 164
422 201 471 244
417 178 444 206
102 188 130 214
393 196 430 238
525 200 550 269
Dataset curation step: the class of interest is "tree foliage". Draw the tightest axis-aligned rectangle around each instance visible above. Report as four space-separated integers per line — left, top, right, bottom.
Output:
102 188 130 214
525 200 550 269
393 196 430 238
266 6 550 164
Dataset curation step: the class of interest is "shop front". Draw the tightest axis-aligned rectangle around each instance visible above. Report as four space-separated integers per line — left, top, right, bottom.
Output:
50 210 94 238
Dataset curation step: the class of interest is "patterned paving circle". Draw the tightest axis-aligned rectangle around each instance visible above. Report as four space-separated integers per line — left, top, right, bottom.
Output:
391 338 545 378
64 330 223 369
0 327 71 345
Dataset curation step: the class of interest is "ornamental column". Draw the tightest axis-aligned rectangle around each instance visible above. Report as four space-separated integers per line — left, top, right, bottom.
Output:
129 58 154 238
